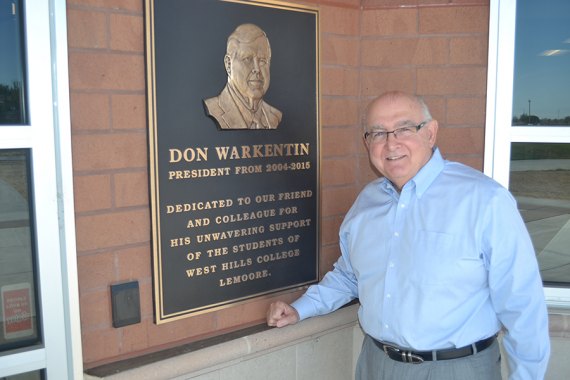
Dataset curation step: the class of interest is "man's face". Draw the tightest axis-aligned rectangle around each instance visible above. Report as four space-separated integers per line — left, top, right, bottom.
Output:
227 37 271 102
364 94 438 191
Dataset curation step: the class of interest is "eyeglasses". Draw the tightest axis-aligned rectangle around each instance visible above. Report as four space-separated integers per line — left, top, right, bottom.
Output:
364 121 429 144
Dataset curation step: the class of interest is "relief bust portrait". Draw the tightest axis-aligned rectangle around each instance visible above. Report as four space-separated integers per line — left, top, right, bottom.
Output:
204 23 282 130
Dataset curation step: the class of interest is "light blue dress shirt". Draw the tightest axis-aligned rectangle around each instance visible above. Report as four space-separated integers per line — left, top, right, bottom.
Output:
292 148 550 379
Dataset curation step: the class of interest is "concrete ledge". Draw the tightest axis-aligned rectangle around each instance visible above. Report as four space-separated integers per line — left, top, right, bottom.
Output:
548 308 570 337
84 304 360 380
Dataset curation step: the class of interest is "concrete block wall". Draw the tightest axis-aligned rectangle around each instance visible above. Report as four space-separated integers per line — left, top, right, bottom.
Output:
66 1 569 377
319 1 362 280
67 0 366 368
359 0 489 171
68 0 152 366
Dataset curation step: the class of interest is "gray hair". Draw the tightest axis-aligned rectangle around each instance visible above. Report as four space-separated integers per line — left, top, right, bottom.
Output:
362 92 432 129
416 95 433 121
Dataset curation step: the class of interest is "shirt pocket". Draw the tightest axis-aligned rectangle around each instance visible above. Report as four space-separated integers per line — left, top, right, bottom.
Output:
407 230 477 286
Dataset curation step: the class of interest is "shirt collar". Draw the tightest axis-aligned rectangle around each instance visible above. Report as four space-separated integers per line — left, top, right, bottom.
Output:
412 147 444 198
379 147 445 199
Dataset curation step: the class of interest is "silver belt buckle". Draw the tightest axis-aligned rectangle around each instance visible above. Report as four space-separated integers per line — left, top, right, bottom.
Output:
383 344 424 364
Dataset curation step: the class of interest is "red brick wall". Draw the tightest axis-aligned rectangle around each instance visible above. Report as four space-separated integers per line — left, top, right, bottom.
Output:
67 0 489 367
360 0 489 171
320 2 362 278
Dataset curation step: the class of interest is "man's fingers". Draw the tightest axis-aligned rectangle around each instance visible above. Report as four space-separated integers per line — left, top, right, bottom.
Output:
266 301 286 326
275 313 298 328
266 301 299 327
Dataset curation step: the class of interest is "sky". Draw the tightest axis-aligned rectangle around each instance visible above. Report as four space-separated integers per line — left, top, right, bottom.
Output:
512 0 570 120
0 1 24 89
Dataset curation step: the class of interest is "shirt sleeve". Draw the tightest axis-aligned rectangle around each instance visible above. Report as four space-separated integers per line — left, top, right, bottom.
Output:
484 188 550 380
292 233 359 321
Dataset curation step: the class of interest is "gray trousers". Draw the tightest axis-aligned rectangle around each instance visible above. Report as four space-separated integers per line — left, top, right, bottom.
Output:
356 335 502 380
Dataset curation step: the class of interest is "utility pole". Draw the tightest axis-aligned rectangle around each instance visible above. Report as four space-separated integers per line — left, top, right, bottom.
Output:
528 99 531 124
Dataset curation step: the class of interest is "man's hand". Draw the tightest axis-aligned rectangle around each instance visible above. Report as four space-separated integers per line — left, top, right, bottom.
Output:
266 301 300 328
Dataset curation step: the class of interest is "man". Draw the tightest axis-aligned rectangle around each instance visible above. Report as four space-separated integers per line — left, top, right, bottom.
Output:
204 23 282 130
267 91 550 379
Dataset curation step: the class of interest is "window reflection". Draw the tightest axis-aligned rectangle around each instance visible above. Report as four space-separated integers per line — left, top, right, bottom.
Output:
0 149 41 352
512 0 570 126
0 0 27 125
510 143 570 285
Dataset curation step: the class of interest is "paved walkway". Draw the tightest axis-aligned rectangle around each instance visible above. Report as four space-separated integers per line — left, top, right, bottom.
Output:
517 196 570 283
510 159 570 283
511 159 570 172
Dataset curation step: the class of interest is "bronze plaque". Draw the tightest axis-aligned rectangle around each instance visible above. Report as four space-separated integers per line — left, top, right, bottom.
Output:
146 0 320 323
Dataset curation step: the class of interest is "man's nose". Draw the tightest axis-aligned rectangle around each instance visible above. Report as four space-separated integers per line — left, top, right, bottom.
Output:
252 57 260 72
385 132 399 146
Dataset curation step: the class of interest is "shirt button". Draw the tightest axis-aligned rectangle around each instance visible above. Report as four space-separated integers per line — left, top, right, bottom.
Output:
385 324 389 329
400 204 406 208
389 262 395 268
394 232 399 237
386 294 391 298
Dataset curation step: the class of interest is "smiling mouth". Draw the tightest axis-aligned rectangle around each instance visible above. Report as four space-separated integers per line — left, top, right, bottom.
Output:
386 155 405 161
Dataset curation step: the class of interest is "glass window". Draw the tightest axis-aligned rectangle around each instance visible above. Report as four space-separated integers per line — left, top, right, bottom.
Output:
509 143 570 285
512 0 570 126
0 149 41 352
505 0 570 290
0 0 27 125
0 0 80 376
487 0 570 302
2 369 44 380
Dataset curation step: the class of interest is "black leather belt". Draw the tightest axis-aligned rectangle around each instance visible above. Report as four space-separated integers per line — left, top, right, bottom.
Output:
372 335 496 364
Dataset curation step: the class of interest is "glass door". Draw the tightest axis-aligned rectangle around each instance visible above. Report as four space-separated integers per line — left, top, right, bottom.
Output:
0 0 82 378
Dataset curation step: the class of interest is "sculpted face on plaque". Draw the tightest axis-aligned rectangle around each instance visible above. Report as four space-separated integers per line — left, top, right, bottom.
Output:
204 23 283 130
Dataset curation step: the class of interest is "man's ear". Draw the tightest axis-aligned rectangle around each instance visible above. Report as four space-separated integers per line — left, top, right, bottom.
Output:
426 120 439 146
224 55 231 76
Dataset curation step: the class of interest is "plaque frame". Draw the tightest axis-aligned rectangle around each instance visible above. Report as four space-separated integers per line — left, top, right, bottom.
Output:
146 0 320 324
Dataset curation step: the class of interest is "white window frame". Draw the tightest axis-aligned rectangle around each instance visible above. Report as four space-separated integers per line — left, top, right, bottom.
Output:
485 0 570 308
0 0 82 377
